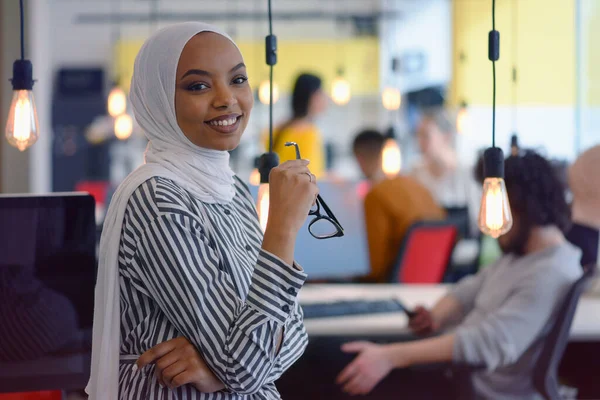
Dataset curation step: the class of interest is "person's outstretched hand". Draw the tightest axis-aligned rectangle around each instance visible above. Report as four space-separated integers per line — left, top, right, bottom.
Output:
336 341 397 396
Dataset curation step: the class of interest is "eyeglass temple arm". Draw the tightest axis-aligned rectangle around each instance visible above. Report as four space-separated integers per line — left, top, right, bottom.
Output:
285 141 302 160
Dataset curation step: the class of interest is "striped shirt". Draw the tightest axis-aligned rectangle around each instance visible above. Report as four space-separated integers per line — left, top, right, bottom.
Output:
117 176 309 399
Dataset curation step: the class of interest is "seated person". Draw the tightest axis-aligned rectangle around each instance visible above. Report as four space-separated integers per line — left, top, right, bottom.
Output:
566 144 600 266
353 129 446 283
337 150 582 399
410 108 481 237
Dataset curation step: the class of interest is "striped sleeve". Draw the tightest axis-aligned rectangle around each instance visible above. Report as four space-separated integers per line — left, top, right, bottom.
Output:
130 212 307 395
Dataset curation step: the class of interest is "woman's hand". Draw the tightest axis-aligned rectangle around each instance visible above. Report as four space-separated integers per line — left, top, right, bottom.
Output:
136 336 225 393
261 159 319 265
336 341 400 396
266 159 318 237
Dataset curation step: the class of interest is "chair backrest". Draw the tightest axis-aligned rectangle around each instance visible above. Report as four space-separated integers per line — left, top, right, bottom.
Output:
390 220 458 283
533 264 596 400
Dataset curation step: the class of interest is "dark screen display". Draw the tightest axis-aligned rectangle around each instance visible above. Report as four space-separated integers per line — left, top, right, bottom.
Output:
0 194 96 393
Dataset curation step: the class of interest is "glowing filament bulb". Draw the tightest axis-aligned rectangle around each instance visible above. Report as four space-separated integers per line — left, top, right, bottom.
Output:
5 90 39 152
381 138 401 178
108 86 127 117
258 80 279 105
114 114 133 140
478 177 513 238
382 87 401 110
249 168 261 186
331 76 351 105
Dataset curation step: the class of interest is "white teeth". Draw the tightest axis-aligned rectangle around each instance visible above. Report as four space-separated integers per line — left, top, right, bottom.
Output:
210 118 237 127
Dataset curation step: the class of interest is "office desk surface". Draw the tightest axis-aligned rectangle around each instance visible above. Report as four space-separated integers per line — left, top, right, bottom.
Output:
299 284 600 341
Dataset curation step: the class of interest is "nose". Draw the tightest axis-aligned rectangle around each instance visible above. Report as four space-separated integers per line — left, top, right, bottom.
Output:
212 82 237 109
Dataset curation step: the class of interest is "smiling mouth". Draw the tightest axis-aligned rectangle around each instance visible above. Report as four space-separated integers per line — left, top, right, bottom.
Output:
205 115 242 134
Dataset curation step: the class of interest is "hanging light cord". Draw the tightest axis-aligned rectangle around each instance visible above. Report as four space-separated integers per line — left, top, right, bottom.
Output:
267 0 274 153
19 0 25 60
490 0 499 148
511 0 518 132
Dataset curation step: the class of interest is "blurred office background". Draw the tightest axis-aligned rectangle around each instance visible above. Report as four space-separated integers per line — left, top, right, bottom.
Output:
1 0 598 196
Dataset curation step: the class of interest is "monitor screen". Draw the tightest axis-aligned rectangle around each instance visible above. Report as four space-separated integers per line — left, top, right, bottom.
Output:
248 181 370 280
0 193 96 393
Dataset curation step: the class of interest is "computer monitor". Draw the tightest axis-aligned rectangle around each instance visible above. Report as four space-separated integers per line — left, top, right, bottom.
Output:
248 181 370 280
0 193 96 393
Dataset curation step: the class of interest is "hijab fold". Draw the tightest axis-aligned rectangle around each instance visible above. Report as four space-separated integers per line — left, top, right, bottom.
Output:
86 22 238 399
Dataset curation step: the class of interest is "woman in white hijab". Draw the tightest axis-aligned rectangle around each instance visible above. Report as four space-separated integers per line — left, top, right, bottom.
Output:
86 22 316 399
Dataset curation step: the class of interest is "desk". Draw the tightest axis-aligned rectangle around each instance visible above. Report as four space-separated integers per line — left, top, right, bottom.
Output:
300 284 600 341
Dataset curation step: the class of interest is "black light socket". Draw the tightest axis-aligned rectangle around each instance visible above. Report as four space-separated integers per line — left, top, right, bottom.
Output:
488 30 500 62
11 59 34 90
483 147 504 179
265 34 277 66
258 152 280 184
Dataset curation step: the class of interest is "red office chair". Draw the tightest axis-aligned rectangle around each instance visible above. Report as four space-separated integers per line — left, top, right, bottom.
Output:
75 180 110 209
0 391 62 400
389 220 458 283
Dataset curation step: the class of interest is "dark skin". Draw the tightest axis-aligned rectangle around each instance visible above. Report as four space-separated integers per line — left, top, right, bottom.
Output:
175 32 254 151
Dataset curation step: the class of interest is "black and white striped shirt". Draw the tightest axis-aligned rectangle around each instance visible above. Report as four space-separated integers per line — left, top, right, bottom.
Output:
117 176 308 399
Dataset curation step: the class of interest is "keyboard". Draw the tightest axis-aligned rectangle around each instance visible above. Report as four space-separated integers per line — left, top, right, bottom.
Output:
302 299 413 319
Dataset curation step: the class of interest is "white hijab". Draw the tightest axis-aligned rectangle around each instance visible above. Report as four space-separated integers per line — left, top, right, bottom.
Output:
86 22 239 399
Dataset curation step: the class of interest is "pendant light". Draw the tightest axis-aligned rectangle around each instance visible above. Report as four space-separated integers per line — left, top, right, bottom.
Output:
114 114 133 140
5 0 40 152
382 87 401 111
258 79 280 105
381 5 401 111
256 0 280 232
331 68 351 106
107 0 127 118
478 0 513 238
456 100 469 135
381 127 401 178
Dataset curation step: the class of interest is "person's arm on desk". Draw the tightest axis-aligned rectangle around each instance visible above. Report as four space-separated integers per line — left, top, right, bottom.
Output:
337 334 455 395
410 263 493 335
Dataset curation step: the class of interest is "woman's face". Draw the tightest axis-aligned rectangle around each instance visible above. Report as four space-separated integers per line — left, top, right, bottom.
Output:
175 32 253 151
308 88 328 117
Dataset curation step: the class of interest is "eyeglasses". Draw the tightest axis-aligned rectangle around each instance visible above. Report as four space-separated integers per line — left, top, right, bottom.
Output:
285 142 345 240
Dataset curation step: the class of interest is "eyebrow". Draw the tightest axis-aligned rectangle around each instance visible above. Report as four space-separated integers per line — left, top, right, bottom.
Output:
181 62 246 80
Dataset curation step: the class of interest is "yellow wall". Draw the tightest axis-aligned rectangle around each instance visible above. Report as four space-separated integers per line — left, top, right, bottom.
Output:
115 38 380 96
450 0 575 106
585 0 600 105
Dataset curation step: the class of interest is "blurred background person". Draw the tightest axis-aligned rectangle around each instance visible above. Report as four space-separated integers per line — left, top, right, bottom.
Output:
269 73 328 178
411 107 481 237
352 129 446 283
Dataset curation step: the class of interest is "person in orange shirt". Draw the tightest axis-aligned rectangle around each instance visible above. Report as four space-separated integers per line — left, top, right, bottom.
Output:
353 130 446 283
265 73 328 178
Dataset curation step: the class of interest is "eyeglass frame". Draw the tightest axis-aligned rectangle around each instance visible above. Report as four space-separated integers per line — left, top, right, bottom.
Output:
284 141 345 239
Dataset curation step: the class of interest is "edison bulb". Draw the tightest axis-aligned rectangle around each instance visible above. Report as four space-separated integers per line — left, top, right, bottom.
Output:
114 114 133 140
478 177 513 238
108 86 127 117
382 87 401 110
381 138 401 178
257 183 270 232
5 90 39 152
249 168 261 186
258 80 279 105
331 77 351 105
456 106 469 135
